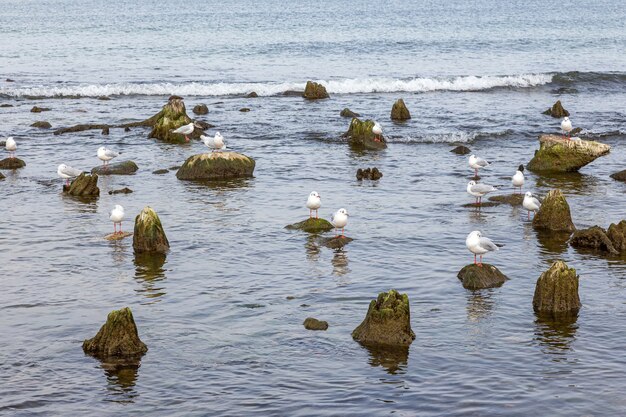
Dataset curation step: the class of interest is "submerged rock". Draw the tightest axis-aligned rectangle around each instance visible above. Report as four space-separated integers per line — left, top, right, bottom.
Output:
285 218 334 233
340 108 360 118
450 145 471 155
542 100 569 118
302 81 329 99
0 104 13 108
0 158 26 169
176 152 256 181
97 96 111 101
91 161 138 176
342 118 387 150
148 96 203 143
283 90 304 97
239 107 251 112
64 173 100 197
488 194 524 206
303 317 328 331
83 307 148 359
193 104 208 115
133 207 170 254
152 169 169 175
31 121 51 129
0 171 5 180
30 106 50 113
610 169 626 183
318 235 353 249
457 264 509 290
390 98 411 120
527 134 610 173
532 189 575 233
533 261 581 317
352 290 415 347
246 91 258 98
570 226 618 254
101 127 109 135
109 187 133 195
356 167 383 181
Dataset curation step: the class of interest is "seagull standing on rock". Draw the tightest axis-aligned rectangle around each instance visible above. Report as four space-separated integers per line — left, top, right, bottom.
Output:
523 191 541 220
468 154 489 177
466 230 500 266
109 205 125 234
467 180 497 205
201 132 225 152
512 164 525 193
561 117 573 140
97 146 119 168
372 122 383 142
306 191 321 218
57 164 83 186
331 208 349 238
171 122 197 142
5 137 16 158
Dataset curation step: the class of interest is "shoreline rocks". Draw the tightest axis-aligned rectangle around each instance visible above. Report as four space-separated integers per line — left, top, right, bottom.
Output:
342 118 387 150
302 81 329 100
176 152 255 181
390 98 411 120
542 100 569 118
303 317 328 331
91 160 138 176
533 261 581 318
532 189 575 233
527 134 610 173
83 307 148 359
0 158 26 169
133 207 170 254
457 264 509 290
285 218 334 233
63 173 100 197
352 290 415 347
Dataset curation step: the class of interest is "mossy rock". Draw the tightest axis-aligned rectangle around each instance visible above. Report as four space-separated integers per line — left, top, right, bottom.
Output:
488 194 524 206
152 169 169 175
176 152 255 181
542 100 569 118
450 145 471 155
318 235 353 249
302 81 329 99
31 121 51 129
83 307 148 359
532 189 575 233
148 96 203 143
91 160 138 176
610 170 626 182
285 218 334 233
246 91 258 98
352 290 415 347
343 118 387 150
133 207 170 254
457 264 508 290
356 167 383 181
533 261 581 317
303 317 328 331
0 158 26 169
607 221 626 252
192 104 208 115
109 187 133 195
30 106 50 113
340 108 360 118
390 98 411 120
64 173 100 197
570 226 618 254
527 134 610 173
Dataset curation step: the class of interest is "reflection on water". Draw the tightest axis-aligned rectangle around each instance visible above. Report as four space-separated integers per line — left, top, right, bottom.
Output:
362 344 409 375
134 253 167 302
534 229 571 257
110 237 130 267
185 177 254 192
466 289 496 322
331 250 350 277
535 172 601 194
304 235 321 262
101 359 141 403
60 192 99 213
534 314 578 358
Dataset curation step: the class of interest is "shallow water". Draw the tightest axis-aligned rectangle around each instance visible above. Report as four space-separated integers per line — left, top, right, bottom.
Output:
1 0 626 415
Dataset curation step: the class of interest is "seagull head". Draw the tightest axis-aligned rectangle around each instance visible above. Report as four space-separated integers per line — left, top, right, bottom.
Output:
563 117 570 122
468 180 476 186
310 191 320 199
58 163 67 170
338 208 348 216
525 191 533 198
518 164 524 172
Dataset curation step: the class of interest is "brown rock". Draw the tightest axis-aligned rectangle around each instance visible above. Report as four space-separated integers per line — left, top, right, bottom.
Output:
457 264 509 290
239 107 251 112
340 108 360 118
303 317 328 331
82 307 147 359
533 261 581 317
342 118 387 150
193 104 209 115
302 81 329 100
532 189 575 233
176 152 255 181
0 157 26 169
109 187 133 195
570 226 618 254
390 98 411 120
607 221 626 252
64 173 100 197
31 121 51 129
610 170 626 183
542 100 570 118
527 134 610 173
450 145 471 155
30 106 50 113
246 92 258 98
132 207 170 254
352 290 415 347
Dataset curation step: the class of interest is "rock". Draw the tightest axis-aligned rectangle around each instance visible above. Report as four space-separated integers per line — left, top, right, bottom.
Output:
192 104 208 115
285 218 334 233
488 194 524 206
152 169 169 175
450 145 471 155
340 108 360 118
302 81 329 100
132 207 170 254
570 127 583 136
30 106 50 113
101 127 110 135
194 120 214 130
390 98 411 120
246 91 258 98
352 290 415 347
31 121 51 129
610 170 626 182
607 221 626 252
342 118 387 150
168 165 181 171
91 161 138 176
176 152 255 181
97 96 111 101
0 104 14 108
64 173 100 197
457 264 509 290
570 226 618 254
527 134 610 173
356 167 383 180
318 236 353 249
124 126 131 132
149 96 203 143
0 172 5 180
0 158 26 169
303 317 328 331
533 261 581 317
461 202 500 208
82 307 148 359
6 78 15 82
283 90 304 97
239 108 250 112
109 187 133 195
532 189 575 233
542 100 570 118
104 231 133 241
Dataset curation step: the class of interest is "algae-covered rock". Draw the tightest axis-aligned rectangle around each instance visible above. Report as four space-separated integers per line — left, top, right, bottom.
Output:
356 167 383 181
457 264 509 290
570 226 618 254
133 207 170 254
342 118 387 150
607 221 626 252
91 160 138 176
149 96 203 143
239 107 251 112
303 317 328 331
340 108 360 118
152 169 169 175
193 104 208 115
64 173 100 197
610 170 626 183
352 290 415 347
390 98 411 120
318 235 353 249
285 218 334 233
0 157 26 169
542 100 569 118
451 145 471 155
527 134 610 173
176 152 255 181
488 194 524 206
31 121 51 129
30 106 50 113
533 261 581 317
246 91 258 98
109 187 133 195
532 189 575 232
302 81 329 100
83 307 148 359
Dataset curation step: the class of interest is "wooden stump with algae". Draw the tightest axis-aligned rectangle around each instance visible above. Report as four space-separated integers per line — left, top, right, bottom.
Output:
533 261 581 317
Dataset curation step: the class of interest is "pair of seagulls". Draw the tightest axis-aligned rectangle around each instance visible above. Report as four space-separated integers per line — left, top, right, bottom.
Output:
306 191 349 237
171 122 226 152
57 146 121 185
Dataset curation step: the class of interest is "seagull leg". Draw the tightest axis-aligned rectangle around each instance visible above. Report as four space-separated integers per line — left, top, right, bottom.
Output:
341 228 345 238
474 254 477 264
479 255 483 267
185 135 190 143
316 209 319 219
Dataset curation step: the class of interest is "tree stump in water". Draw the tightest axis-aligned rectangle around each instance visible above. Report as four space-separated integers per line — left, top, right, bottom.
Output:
83 307 148 359
352 290 415 347
533 261 581 318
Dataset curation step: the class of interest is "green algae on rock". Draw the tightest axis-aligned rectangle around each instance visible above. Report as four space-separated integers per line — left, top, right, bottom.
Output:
352 290 415 347
527 134 610 173
91 160 138 176
133 207 170 254
532 189 575 233
83 307 148 359
302 81 329 99
488 194 524 206
457 264 509 290
340 108 360 118
533 261 581 317
64 173 100 197
607 221 626 252
318 235 353 249
149 96 203 143
0 157 26 169
542 100 569 118
390 98 411 120
342 118 387 150
285 217 334 233
176 152 255 181
303 317 328 331
31 121 51 129
192 103 208 115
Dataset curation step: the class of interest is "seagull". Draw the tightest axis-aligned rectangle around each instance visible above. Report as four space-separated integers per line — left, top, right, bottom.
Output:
57 164 83 186
466 230 500 267
171 122 197 142
561 117 573 140
512 164 525 193
201 132 225 152
467 180 497 205
331 208 349 238
306 191 321 218
523 191 541 220
5 137 16 158
372 122 383 142
468 154 489 177
97 146 119 168
109 204 125 234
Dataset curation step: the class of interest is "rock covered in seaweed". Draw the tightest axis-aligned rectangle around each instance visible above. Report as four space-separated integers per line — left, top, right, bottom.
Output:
83 307 148 359
533 261 581 317
342 118 387 150
532 189 575 232
303 317 328 331
610 170 626 183
31 121 51 129
356 167 383 181
488 194 524 206
570 226 618 254
318 235 353 249
352 290 415 347
527 134 610 173
91 160 138 176
176 152 255 181
340 108 360 118
0 158 26 169
542 100 569 118
148 96 203 143
450 145 471 155
246 91 258 98
30 106 50 113
64 173 100 197
193 104 208 115
285 218 334 233
457 264 509 290
133 207 170 254
390 98 411 120
302 81 329 99
109 187 133 195
607 221 626 252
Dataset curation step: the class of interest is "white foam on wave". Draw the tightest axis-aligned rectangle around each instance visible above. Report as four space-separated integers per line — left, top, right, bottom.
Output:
0 74 553 98
392 132 480 144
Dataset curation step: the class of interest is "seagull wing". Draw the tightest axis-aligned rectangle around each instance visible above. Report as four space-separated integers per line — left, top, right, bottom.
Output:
471 183 496 194
532 197 541 207
479 237 499 252
475 157 489 167
61 166 83 177
104 149 119 158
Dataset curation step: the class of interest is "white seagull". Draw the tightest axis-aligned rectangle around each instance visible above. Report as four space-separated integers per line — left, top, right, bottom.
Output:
109 204 125 234
201 132 225 152
466 230 500 266
171 122 197 142
561 117 573 140
468 154 490 177
372 122 383 142
97 146 119 167
467 180 497 205
306 191 321 218
5 137 16 158
57 164 83 186
523 191 541 220
512 164 525 193
331 208 349 238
